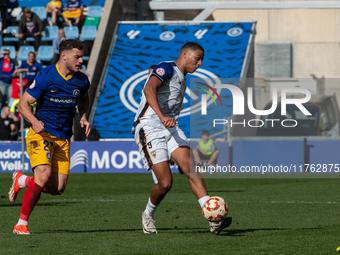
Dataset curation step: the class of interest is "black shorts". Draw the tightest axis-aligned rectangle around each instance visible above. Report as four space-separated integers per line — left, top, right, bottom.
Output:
198 150 213 160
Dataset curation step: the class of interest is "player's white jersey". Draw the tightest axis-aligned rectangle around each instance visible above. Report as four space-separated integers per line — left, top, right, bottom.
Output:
133 61 186 130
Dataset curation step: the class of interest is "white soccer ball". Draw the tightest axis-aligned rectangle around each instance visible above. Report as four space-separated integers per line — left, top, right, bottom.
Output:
202 196 228 222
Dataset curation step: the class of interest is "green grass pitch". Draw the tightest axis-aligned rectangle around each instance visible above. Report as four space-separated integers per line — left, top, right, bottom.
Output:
0 173 339 254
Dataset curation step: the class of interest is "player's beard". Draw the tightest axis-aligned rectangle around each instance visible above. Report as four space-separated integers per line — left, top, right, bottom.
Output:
66 61 78 73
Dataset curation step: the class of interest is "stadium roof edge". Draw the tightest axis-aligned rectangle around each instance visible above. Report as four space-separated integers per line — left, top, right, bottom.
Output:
148 1 340 9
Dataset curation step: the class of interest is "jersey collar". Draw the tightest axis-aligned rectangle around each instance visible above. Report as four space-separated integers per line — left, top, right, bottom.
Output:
56 63 73 81
174 61 184 75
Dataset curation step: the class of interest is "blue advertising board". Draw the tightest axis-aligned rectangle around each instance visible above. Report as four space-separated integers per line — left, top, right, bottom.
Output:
1 140 339 174
92 22 255 139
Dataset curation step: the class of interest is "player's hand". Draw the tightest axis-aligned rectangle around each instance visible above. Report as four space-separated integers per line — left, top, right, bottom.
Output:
32 120 45 133
80 119 91 138
18 33 24 39
161 116 176 128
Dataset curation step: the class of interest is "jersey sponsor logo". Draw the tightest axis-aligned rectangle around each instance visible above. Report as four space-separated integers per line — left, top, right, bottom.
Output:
50 97 76 103
73 89 80 97
4 120 9 126
46 152 51 160
227 27 243 37
156 68 165 76
29 80 36 89
51 90 58 93
159 31 175 41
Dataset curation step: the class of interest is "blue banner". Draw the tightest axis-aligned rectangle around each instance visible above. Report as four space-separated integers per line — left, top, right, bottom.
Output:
93 22 255 139
1 140 339 174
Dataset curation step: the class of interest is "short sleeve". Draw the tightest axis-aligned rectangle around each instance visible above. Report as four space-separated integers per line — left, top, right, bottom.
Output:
26 71 48 100
83 78 90 95
151 62 174 83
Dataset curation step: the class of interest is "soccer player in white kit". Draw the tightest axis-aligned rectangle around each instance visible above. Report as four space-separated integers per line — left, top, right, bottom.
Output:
133 42 232 234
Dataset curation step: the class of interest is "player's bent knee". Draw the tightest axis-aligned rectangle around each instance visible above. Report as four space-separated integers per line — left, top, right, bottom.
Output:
158 181 172 194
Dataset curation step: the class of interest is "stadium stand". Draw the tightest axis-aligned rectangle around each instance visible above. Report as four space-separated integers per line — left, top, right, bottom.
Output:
87 6 102 17
36 46 54 61
16 0 105 8
0 46 16 59
41 26 59 41
3 26 19 42
64 26 79 39
17 46 35 61
31 6 46 21
79 26 97 41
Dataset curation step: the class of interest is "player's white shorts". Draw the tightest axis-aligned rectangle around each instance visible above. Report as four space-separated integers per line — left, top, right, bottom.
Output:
134 123 189 170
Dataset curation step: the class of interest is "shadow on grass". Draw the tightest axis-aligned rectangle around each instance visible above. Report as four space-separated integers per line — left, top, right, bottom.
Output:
218 227 323 236
44 227 207 234
37 226 324 235
0 202 76 207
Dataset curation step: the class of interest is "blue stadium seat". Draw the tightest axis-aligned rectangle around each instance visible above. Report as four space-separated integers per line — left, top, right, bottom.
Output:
79 26 97 41
0 46 16 59
3 26 19 42
64 26 79 39
42 26 59 41
31 6 47 21
36 46 54 61
82 56 89 61
17 46 35 61
81 65 86 72
87 6 102 17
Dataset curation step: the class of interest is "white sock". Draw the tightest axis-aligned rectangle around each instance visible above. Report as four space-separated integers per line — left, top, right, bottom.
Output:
18 175 28 188
198 195 211 208
17 219 28 226
143 197 158 218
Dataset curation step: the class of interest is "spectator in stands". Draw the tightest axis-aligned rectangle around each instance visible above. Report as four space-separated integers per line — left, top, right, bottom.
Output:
52 28 65 64
46 0 62 26
10 98 35 140
18 8 43 52
0 105 15 141
0 19 2 48
63 0 84 27
13 52 43 86
0 49 15 109
193 130 219 167
0 0 7 30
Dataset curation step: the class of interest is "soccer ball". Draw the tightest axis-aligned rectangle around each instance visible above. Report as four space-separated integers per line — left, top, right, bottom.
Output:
202 196 228 222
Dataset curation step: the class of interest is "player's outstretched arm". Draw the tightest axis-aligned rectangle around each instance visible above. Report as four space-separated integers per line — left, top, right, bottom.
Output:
18 92 45 133
144 76 176 128
78 92 91 138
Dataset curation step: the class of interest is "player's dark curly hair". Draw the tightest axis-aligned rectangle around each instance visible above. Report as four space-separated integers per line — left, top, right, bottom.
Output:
180 42 204 53
59 39 84 54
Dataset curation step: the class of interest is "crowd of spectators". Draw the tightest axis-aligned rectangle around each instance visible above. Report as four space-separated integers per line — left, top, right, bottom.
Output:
0 0 96 141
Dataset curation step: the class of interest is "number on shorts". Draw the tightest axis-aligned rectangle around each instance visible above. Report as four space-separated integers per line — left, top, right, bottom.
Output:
43 140 53 151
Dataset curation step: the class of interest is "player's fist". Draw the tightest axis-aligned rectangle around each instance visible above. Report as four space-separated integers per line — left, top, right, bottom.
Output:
32 120 45 133
161 116 176 128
